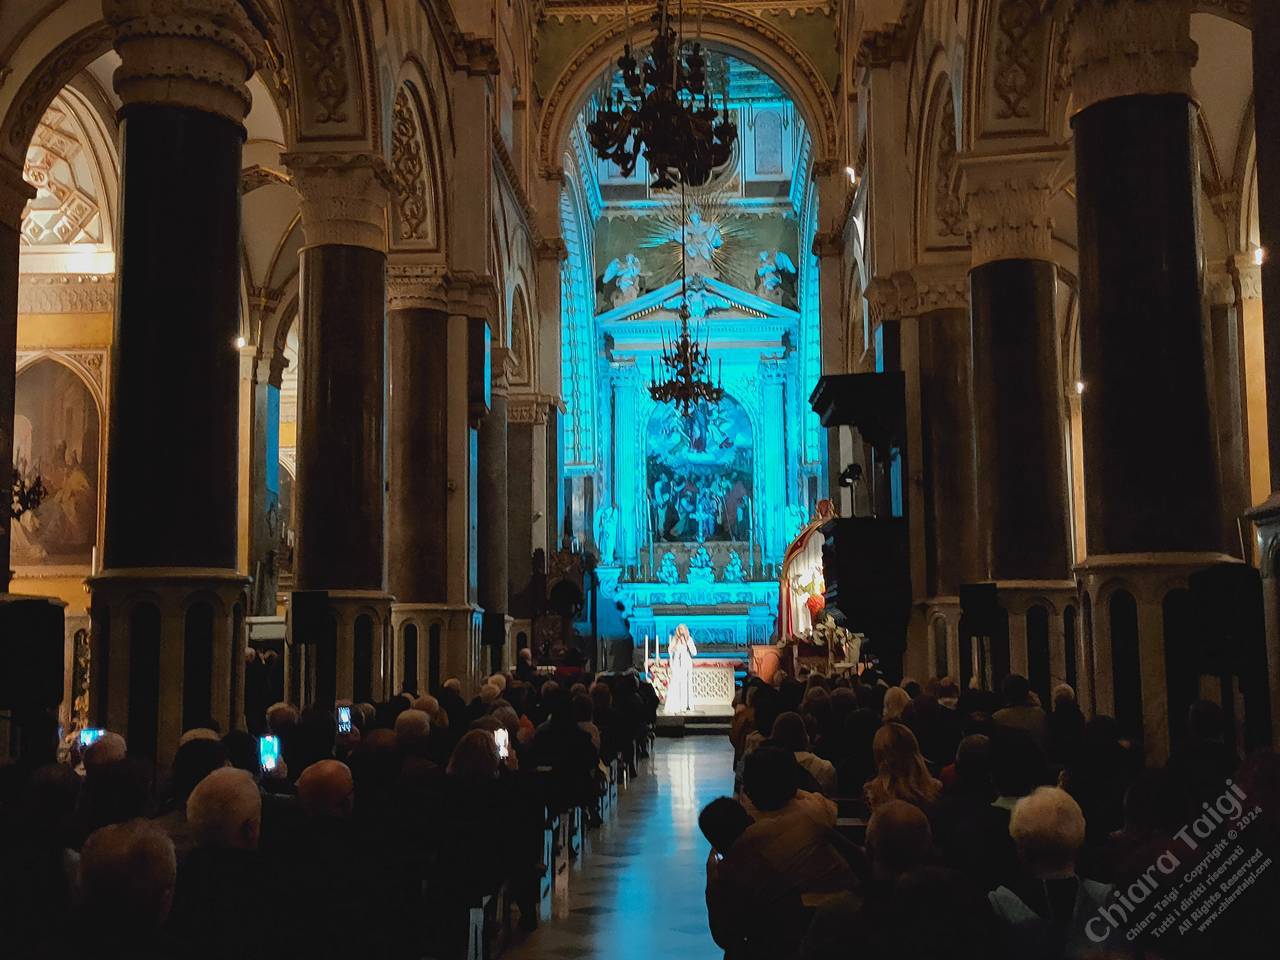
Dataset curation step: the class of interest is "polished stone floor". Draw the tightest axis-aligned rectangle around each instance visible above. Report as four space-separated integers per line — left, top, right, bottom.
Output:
506 736 735 960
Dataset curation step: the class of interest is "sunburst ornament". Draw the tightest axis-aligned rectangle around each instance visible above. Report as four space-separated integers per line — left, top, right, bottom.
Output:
637 183 752 288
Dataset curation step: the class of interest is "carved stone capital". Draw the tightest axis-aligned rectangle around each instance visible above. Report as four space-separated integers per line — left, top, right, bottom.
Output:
386 260 448 312
957 149 1068 266
0 159 35 230
508 392 560 426
490 345 515 394
104 0 264 124
1070 0 1197 114
283 153 392 252
910 263 972 311
812 230 845 259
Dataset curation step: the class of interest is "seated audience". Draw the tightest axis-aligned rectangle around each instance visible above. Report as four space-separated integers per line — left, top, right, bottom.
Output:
740 745 836 826
771 711 837 796
992 674 1048 751
864 722 942 812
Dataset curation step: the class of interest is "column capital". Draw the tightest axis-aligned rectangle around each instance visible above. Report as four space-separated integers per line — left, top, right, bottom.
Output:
1070 0 1197 115
865 271 923 324
387 260 449 312
104 0 264 125
508 392 561 425
283 152 392 252
491 345 515 396
957 148 1069 267
0 159 35 231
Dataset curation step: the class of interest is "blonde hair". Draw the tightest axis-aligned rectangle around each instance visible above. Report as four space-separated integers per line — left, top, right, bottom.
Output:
882 686 911 723
864 722 941 810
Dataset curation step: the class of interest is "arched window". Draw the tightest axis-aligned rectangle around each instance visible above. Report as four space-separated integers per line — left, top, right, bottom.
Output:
428 624 442 693
1063 605 1078 691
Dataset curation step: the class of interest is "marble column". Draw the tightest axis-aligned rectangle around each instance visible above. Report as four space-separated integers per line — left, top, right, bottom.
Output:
507 395 551 646
1247 0 1280 746
285 153 393 705
386 265 449 694
0 165 34 593
87 0 260 762
477 351 511 672
1071 0 1236 760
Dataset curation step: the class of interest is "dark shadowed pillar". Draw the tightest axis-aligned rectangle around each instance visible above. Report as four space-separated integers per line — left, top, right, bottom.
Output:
89 0 262 763
955 151 1076 687
1071 0 1236 761
0 166 34 593
477 351 511 672
386 268 450 693
285 153 392 704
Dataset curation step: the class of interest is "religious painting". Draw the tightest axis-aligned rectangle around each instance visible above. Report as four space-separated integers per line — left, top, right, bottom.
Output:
11 359 100 568
647 397 753 543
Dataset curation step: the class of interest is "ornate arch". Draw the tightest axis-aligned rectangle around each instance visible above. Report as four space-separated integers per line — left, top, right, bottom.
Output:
388 79 444 253
537 6 839 175
915 66 968 259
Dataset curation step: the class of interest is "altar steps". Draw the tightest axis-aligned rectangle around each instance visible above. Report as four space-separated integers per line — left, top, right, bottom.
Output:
655 709 734 737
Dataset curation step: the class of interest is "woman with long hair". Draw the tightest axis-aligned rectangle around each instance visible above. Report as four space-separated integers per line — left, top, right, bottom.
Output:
864 722 942 811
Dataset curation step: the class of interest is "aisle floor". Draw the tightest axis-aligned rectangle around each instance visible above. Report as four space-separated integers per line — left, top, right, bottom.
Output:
505 736 735 960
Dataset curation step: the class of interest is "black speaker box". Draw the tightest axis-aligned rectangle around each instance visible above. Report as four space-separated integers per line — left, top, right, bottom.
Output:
0 598 65 711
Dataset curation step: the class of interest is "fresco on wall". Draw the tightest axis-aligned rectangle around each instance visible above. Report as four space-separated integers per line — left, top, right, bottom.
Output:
11 359 99 567
647 397 753 543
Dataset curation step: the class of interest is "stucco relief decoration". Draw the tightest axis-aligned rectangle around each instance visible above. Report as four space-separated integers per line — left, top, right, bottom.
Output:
934 105 964 240
21 104 101 247
293 0 350 124
390 87 430 244
994 0 1037 120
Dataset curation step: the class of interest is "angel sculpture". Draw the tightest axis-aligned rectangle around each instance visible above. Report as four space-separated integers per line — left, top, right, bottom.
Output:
603 253 643 306
756 250 797 303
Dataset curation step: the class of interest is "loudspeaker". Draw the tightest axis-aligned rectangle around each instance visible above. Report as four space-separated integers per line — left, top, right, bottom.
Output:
289 590 330 645
0 598 65 711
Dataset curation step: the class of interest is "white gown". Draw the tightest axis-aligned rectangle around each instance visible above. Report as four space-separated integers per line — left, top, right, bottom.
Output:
664 636 698 715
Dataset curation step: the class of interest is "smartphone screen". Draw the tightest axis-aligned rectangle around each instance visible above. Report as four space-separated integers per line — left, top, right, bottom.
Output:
259 735 281 773
494 728 510 760
78 728 105 748
336 705 353 735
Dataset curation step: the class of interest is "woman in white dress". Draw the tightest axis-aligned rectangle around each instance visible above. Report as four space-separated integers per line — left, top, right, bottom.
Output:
664 624 698 715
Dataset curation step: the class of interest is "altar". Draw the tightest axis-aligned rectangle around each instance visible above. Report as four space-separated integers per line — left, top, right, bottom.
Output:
644 655 741 714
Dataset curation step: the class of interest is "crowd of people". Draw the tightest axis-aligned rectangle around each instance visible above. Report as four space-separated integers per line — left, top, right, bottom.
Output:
0 669 660 960
704 670 1280 960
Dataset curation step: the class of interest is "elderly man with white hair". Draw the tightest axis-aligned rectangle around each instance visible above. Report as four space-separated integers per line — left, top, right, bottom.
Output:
168 767 283 957
988 786 1112 958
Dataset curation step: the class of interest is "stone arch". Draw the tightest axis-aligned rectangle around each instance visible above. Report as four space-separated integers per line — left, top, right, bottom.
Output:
538 8 839 175
915 63 968 260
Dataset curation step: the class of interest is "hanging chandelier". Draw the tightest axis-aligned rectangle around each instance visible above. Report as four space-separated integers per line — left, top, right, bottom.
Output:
587 0 737 190
648 305 725 415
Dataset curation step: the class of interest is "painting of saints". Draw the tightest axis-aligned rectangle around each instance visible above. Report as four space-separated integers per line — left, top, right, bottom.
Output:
10 359 100 568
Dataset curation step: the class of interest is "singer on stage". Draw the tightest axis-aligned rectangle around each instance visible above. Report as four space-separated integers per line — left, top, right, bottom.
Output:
664 624 698 715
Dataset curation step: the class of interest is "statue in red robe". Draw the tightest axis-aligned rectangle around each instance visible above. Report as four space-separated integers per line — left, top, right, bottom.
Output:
777 499 836 643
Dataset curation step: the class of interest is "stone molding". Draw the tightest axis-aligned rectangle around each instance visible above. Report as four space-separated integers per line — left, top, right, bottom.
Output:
957 148 1068 267
104 0 265 125
1206 257 1263 305
1070 0 1197 114
17 274 116 314
283 152 391 252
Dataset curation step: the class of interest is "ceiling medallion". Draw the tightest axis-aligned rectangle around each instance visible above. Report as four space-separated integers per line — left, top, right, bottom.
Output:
587 0 738 189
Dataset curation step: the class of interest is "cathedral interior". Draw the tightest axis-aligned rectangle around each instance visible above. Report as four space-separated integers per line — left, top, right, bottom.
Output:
1 1 1280 957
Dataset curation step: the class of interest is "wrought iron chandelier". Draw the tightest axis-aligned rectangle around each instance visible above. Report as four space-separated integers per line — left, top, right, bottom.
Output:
587 0 737 190
648 182 725 415
648 305 725 415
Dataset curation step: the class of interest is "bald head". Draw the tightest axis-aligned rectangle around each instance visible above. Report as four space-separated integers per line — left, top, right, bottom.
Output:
867 800 934 880
84 731 127 772
80 820 176 930
297 760 354 820
187 768 261 850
